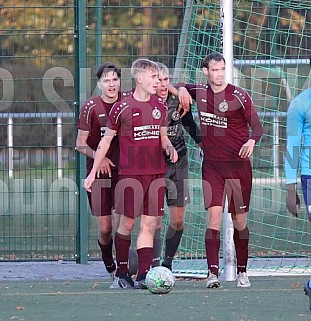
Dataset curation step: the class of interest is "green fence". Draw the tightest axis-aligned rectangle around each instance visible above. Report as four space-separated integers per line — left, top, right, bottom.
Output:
0 0 186 262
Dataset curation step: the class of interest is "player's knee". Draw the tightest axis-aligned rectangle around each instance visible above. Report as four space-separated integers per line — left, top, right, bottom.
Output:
98 221 112 235
98 229 112 244
141 221 158 235
170 218 183 230
122 219 135 233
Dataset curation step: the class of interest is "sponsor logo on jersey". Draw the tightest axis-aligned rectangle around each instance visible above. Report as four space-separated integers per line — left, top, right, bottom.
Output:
172 110 180 121
133 125 160 140
219 101 229 112
152 107 161 120
200 111 227 128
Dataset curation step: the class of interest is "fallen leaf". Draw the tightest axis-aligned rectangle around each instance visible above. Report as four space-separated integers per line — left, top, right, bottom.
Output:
291 283 300 288
92 282 100 290
16 306 25 311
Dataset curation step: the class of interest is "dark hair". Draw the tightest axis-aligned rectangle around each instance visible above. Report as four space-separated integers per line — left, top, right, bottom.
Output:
96 62 121 80
202 53 226 68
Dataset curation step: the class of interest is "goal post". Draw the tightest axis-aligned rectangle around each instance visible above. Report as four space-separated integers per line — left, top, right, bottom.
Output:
220 0 236 282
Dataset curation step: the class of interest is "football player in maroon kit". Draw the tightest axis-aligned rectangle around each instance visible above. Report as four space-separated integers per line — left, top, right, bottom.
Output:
84 58 178 289
177 53 263 288
76 62 130 288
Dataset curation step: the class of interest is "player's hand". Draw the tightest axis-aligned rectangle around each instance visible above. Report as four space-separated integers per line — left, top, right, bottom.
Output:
177 87 192 118
286 184 300 217
84 172 96 193
166 145 178 163
239 139 255 158
97 157 115 178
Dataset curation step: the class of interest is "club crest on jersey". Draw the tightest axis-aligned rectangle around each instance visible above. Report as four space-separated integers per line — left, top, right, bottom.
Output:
152 107 161 119
172 111 180 121
219 101 228 112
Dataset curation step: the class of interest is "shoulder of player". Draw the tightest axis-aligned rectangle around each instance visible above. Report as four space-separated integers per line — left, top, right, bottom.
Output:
109 98 131 116
121 89 134 100
166 93 179 108
231 85 252 104
230 85 248 96
187 83 209 92
296 88 311 106
81 96 101 110
150 95 168 109
289 89 311 114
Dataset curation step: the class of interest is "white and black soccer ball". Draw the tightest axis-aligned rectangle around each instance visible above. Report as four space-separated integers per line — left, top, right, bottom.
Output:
145 266 175 294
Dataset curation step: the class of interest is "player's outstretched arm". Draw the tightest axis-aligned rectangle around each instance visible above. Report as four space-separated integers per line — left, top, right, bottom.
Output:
177 86 192 117
84 128 116 192
168 83 192 117
167 83 179 96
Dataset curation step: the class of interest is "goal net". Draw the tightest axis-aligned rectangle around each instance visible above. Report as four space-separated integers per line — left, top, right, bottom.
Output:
168 0 311 277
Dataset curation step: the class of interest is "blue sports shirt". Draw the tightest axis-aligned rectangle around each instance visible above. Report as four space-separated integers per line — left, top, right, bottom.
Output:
285 87 311 184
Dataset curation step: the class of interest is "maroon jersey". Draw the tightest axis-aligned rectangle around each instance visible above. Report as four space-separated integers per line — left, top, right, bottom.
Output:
107 95 168 175
78 92 129 173
186 83 263 161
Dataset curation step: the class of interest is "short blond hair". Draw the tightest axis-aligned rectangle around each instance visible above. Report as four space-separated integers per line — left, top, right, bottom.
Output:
156 62 169 77
131 58 159 78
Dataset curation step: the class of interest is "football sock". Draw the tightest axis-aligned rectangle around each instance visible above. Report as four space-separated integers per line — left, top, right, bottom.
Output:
162 226 183 268
233 226 249 274
152 228 162 267
205 228 220 276
137 247 153 276
115 232 131 274
97 238 115 273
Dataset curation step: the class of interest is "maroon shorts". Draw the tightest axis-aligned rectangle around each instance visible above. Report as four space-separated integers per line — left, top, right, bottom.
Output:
114 174 165 218
87 169 119 216
202 160 252 214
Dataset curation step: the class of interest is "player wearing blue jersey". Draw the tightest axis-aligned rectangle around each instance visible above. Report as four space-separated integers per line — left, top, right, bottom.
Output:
285 87 311 310
285 87 311 220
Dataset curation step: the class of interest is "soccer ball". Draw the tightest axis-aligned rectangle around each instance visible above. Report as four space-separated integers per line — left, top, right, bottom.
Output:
145 266 175 294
